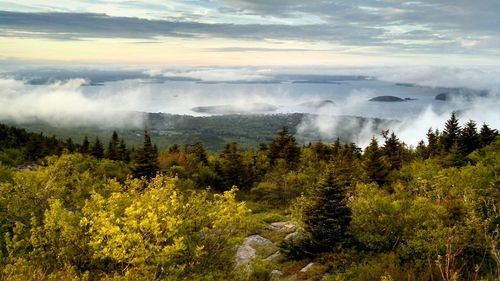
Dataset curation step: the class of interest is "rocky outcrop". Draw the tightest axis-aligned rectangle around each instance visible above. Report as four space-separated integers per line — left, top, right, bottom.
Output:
271 269 283 279
235 235 273 272
265 221 297 233
300 262 315 273
265 251 285 263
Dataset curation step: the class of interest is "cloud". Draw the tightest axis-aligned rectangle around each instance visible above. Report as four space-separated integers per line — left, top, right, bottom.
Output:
203 47 314 52
0 78 146 128
1 66 498 148
0 11 383 44
295 66 500 148
370 66 500 90
148 67 273 81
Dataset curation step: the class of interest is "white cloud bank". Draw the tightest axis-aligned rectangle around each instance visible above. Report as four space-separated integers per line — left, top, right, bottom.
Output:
296 66 500 147
0 66 498 148
0 78 145 128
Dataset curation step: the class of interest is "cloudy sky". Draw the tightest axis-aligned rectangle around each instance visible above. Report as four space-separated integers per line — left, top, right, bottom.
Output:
1 0 499 65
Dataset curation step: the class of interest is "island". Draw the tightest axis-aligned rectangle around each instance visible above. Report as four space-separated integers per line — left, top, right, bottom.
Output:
369 96 416 102
191 103 278 114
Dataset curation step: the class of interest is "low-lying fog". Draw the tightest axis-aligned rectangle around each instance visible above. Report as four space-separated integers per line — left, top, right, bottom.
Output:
1 66 498 147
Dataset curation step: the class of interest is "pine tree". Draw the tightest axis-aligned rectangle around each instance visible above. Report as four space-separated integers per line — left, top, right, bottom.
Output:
131 129 159 179
459 120 480 156
362 137 387 185
91 137 104 158
80 136 90 154
185 141 208 166
65 137 75 152
441 112 460 152
426 128 439 157
268 126 300 169
106 131 120 160
479 123 498 147
218 142 252 190
300 166 352 254
382 131 403 171
117 138 130 162
332 138 341 156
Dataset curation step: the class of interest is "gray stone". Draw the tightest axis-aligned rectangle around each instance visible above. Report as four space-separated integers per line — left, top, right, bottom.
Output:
284 231 301 243
235 244 256 272
244 235 272 247
300 262 315 273
235 235 273 272
265 221 297 233
321 273 332 280
271 269 283 279
265 251 284 262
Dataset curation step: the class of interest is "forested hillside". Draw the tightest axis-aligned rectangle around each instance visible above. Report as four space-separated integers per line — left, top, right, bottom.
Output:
3 113 394 152
0 113 498 280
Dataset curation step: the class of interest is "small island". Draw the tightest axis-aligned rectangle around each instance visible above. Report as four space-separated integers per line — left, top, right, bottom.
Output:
299 100 336 108
191 103 278 114
369 96 416 102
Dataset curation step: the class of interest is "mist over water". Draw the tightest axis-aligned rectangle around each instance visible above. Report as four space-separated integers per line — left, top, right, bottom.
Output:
0 66 498 147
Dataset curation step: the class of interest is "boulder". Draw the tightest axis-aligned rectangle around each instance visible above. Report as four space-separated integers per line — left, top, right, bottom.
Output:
235 245 256 272
235 235 273 272
265 221 297 233
284 231 301 243
271 269 283 279
265 251 285 263
300 262 315 273
244 235 273 247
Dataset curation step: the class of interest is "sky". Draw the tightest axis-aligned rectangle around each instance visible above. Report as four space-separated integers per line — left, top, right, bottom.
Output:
1 0 500 66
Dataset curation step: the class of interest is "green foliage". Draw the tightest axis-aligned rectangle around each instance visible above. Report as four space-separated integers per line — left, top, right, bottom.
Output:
441 111 461 152
285 166 352 257
0 155 252 279
268 126 300 170
362 137 387 185
90 137 104 158
0 117 498 280
131 129 159 179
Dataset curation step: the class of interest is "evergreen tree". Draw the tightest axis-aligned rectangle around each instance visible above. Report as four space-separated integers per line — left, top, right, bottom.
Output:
106 131 120 160
80 136 90 154
459 120 480 156
117 138 130 162
415 140 427 159
479 123 499 147
131 129 159 179
300 166 352 255
268 126 300 169
90 137 104 158
382 131 403 171
426 128 439 157
168 144 181 153
185 142 208 166
362 137 387 185
65 138 75 153
441 112 460 152
332 137 342 157
218 142 251 190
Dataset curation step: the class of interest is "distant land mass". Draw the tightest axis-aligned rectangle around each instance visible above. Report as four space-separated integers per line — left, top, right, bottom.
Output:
369 96 416 102
299 100 336 108
292 80 344 84
435 88 489 101
394 82 417 87
3 113 396 151
191 103 278 114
